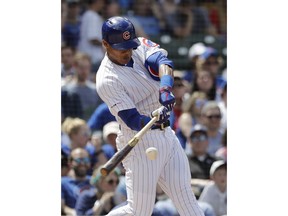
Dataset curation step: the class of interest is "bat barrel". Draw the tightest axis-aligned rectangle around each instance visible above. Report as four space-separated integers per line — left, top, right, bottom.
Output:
100 115 159 177
100 144 135 176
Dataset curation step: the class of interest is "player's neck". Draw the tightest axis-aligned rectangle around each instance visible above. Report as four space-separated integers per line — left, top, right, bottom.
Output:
108 55 134 67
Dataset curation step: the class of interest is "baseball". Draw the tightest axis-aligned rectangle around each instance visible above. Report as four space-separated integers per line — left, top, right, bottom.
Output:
145 147 158 160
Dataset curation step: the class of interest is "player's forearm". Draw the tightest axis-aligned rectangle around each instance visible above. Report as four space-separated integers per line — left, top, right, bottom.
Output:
118 108 150 131
159 64 174 78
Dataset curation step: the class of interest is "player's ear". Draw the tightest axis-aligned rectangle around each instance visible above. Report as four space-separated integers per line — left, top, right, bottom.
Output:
102 40 109 49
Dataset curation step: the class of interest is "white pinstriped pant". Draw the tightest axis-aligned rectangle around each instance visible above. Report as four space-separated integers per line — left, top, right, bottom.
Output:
107 127 204 216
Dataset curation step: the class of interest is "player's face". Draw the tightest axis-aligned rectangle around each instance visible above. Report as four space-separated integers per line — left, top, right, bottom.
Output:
104 40 133 65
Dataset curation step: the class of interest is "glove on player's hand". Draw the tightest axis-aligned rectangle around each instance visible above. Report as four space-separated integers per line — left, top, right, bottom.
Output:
151 106 170 125
159 86 175 111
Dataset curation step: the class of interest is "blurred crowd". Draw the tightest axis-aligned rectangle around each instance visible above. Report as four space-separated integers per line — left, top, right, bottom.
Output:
61 0 227 215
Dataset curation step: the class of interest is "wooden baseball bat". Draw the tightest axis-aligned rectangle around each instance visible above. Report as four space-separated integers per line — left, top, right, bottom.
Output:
100 115 159 177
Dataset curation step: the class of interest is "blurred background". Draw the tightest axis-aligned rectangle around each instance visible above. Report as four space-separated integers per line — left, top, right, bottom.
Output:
61 0 226 72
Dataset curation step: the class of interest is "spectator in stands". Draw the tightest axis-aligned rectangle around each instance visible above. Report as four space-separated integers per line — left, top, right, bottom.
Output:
175 112 193 150
62 149 70 177
87 102 116 132
196 47 226 101
103 0 121 19
75 166 121 215
191 69 217 101
151 0 177 35
61 148 93 215
217 82 227 133
90 130 103 152
182 42 207 84
101 121 119 160
103 0 149 38
197 47 223 77
61 46 76 86
199 160 227 216
215 129 227 161
62 0 81 49
117 0 134 13
62 52 103 120
127 0 161 37
188 124 219 179
77 0 105 73
61 88 83 119
61 117 108 174
182 91 208 125
164 0 212 37
200 101 223 155
169 76 188 131
61 0 68 45
60 49 83 121
165 0 193 38
61 117 91 154
197 0 227 36
152 184 216 216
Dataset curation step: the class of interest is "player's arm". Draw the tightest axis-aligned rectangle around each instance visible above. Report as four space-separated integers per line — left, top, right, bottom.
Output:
118 107 170 131
146 51 176 111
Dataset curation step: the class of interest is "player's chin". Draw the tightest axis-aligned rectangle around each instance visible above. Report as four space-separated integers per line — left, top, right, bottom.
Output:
121 58 131 65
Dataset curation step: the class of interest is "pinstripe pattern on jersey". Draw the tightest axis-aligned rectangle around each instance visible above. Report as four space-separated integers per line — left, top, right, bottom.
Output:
97 37 204 216
107 128 205 216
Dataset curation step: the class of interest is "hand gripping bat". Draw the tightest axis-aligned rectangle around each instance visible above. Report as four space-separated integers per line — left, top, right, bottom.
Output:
100 108 163 176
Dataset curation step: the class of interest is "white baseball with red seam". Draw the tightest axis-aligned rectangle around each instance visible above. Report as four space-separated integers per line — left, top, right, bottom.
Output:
145 147 158 160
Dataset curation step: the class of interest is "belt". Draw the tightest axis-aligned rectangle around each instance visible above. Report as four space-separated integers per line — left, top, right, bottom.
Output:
119 120 170 131
151 120 170 130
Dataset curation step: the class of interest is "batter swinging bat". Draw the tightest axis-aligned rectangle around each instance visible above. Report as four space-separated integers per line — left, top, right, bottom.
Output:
100 109 161 177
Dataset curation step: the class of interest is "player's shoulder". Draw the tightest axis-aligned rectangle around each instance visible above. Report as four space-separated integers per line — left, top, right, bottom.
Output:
136 37 168 57
138 37 160 48
96 58 116 89
96 57 112 76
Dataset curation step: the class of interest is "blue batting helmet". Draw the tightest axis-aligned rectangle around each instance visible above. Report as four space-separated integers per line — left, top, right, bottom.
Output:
102 16 140 50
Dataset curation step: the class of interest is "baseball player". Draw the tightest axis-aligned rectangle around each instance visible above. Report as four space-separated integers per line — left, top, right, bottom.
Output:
96 16 204 216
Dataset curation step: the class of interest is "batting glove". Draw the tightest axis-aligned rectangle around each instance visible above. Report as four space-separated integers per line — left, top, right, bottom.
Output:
159 86 175 111
151 106 170 125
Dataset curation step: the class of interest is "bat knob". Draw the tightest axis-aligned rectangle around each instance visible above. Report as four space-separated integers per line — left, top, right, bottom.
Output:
100 168 108 177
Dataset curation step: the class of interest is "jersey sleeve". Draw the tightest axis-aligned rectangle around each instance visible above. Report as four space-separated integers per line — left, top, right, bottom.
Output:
138 37 168 58
136 37 172 80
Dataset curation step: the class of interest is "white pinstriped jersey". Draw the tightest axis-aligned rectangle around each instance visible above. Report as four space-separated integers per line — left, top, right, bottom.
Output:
96 37 165 131
96 37 204 216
